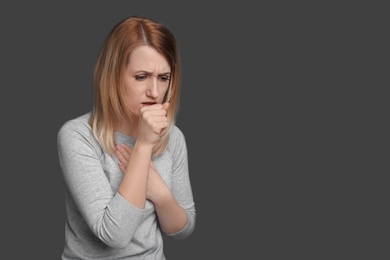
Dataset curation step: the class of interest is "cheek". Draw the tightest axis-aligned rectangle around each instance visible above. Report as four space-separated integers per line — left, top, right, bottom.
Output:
123 89 139 113
126 97 140 113
160 87 169 102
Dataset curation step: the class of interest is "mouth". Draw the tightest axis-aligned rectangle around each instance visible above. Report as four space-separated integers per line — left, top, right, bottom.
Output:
140 102 157 107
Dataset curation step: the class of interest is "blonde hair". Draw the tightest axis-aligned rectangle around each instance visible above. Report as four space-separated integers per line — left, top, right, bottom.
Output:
89 16 181 157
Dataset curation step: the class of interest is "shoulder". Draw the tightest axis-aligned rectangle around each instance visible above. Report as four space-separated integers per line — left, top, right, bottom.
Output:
57 112 93 143
167 125 187 152
169 125 186 142
57 112 105 158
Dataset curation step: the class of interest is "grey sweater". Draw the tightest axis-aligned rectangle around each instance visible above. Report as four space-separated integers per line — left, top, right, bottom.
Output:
57 112 196 260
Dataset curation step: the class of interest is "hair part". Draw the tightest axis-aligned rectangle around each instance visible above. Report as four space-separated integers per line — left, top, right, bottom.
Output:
89 16 181 157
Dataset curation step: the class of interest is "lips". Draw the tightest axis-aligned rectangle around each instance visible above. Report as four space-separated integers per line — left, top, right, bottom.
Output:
141 102 157 107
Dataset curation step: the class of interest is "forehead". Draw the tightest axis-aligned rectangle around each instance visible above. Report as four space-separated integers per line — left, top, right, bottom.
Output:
128 45 170 72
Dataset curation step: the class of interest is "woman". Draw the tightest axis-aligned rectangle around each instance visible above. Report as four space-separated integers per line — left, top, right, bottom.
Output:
57 16 196 259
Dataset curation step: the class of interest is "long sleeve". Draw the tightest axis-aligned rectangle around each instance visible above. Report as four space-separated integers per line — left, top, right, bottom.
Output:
58 113 193 259
57 118 144 249
165 126 196 240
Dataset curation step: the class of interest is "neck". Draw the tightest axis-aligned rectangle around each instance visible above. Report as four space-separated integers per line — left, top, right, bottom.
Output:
117 117 138 137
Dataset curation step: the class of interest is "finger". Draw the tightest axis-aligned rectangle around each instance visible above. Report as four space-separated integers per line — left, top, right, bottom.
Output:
142 109 167 120
149 117 168 126
118 161 126 174
121 143 132 155
115 145 128 168
115 148 124 163
140 103 163 113
162 102 170 111
141 103 169 116
119 144 131 161
153 122 169 134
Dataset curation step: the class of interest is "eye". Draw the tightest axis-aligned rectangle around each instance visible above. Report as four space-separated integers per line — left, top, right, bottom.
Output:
135 75 147 81
158 75 170 82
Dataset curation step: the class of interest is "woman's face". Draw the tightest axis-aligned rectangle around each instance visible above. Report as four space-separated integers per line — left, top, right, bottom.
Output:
123 45 171 117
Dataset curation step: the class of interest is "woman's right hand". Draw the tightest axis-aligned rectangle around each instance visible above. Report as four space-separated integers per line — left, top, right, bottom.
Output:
116 143 132 174
137 103 170 146
116 143 170 203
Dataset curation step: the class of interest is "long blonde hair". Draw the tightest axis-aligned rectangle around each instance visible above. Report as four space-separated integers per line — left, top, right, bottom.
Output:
89 16 181 157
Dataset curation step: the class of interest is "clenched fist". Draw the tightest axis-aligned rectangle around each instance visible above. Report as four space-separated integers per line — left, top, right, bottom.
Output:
137 102 170 146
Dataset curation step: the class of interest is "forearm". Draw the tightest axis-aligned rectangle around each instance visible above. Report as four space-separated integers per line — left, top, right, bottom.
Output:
154 191 188 234
118 142 153 209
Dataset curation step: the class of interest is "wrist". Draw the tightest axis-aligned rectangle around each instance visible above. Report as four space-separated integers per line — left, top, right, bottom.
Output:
152 188 173 206
134 140 154 153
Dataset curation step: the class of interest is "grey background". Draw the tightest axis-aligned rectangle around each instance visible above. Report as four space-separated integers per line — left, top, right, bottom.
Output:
0 1 387 259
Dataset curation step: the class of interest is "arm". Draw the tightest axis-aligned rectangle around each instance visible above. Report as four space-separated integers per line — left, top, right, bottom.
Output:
117 141 153 209
117 144 187 234
116 127 196 239
148 162 189 235
57 120 144 249
117 103 170 209
165 127 196 239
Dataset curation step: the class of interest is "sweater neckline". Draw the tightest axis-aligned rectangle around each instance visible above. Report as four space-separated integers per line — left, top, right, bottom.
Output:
115 131 136 145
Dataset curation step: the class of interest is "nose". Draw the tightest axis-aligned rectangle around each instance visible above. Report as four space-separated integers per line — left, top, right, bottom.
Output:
146 77 159 98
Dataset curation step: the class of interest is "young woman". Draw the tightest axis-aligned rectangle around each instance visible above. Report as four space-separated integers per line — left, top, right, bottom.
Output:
57 16 196 259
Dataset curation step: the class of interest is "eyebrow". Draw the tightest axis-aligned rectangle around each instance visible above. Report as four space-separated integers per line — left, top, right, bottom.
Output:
135 70 171 75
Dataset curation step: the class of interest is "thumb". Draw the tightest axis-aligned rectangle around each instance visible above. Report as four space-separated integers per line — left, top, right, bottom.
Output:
162 102 170 111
